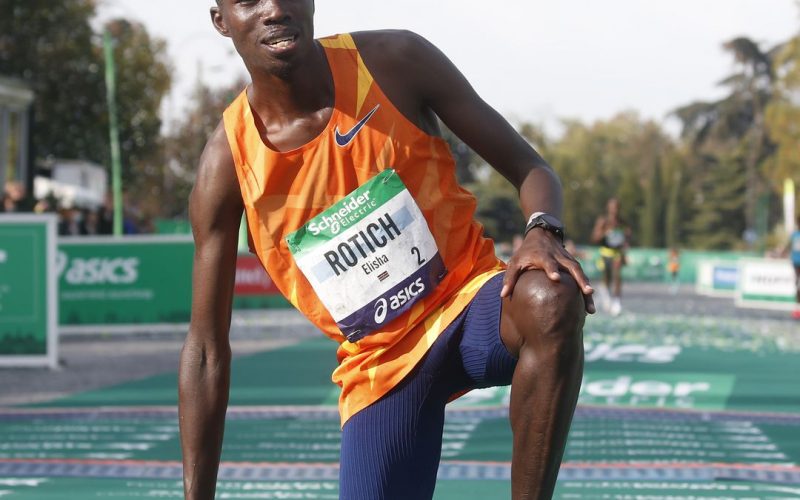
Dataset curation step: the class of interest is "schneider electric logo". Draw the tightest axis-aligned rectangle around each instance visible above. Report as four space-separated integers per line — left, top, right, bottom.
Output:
0 249 7 264
308 192 376 236
57 251 139 285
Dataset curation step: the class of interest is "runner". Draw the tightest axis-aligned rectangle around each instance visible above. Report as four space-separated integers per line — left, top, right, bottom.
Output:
790 216 800 319
179 2 595 498
591 198 630 316
667 247 680 295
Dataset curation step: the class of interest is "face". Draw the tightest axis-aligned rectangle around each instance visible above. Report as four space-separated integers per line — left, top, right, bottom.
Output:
607 198 619 215
212 0 316 75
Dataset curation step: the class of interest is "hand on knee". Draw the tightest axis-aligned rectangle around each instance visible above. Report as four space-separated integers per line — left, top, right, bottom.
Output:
504 270 585 364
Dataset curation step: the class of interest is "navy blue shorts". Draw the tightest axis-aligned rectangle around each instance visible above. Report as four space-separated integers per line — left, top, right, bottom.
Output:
339 273 517 499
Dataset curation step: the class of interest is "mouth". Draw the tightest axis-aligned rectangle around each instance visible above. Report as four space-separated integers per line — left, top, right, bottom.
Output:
266 34 297 48
261 29 300 52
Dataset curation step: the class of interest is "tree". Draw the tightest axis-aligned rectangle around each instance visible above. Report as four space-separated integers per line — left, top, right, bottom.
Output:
546 112 676 247
440 125 478 185
162 79 246 218
684 152 748 249
672 36 777 249
0 2 172 221
765 35 800 188
102 19 172 216
468 168 525 243
0 0 107 162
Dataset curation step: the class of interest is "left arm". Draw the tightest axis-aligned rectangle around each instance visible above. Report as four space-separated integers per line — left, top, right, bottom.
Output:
380 32 594 309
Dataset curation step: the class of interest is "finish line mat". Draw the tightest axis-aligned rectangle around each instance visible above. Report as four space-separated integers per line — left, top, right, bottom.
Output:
1 313 799 498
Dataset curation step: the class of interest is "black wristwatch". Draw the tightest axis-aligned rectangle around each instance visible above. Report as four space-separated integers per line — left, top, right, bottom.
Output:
524 212 565 244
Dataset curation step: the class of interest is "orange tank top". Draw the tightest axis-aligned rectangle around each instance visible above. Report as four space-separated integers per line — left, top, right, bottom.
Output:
223 33 504 424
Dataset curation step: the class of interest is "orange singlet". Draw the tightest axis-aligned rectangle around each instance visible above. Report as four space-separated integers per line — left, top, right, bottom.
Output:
223 33 504 424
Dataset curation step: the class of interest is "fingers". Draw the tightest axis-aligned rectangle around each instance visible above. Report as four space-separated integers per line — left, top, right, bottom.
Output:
500 264 520 298
541 254 562 282
560 254 594 295
584 292 597 314
501 241 595 302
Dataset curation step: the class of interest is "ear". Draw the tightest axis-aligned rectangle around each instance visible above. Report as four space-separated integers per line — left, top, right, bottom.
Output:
210 6 231 38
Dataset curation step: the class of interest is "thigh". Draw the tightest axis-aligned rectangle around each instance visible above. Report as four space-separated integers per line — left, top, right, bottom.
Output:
338 274 514 499
459 272 518 388
339 314 474 500
602 256 614 282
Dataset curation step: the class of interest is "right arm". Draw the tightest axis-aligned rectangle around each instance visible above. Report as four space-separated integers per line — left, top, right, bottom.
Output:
590 217 606 245
179 121 244 499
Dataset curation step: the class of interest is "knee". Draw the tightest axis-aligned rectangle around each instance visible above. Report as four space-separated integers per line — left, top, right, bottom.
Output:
505 270 585 357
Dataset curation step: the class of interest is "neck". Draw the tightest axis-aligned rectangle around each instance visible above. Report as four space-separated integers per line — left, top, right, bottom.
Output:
247 41 333 122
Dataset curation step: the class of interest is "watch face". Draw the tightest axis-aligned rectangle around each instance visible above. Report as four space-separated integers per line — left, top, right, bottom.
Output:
540 213 563 230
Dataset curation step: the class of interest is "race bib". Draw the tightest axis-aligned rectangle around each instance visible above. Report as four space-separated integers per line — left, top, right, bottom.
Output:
605 228 626 248
286 169 447 342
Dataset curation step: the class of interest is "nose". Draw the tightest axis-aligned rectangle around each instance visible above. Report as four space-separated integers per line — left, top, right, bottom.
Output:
260 0 292 25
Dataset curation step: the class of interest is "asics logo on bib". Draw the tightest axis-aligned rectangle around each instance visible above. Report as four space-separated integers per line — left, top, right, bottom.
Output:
324 213 402 276
309 192 375 236
373 277 426 324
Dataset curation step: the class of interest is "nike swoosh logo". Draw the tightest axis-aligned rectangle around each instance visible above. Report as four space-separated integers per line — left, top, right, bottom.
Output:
334 104 380 147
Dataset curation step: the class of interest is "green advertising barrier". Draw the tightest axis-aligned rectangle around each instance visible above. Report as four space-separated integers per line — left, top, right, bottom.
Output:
0 214 58 368
695 259 739 296
736 257 796 310
578 247 758 284
57 235 193 332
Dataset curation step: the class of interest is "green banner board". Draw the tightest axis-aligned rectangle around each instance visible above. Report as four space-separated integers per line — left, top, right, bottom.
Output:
578 247 759 284
57 236 193 330
0 214 58 367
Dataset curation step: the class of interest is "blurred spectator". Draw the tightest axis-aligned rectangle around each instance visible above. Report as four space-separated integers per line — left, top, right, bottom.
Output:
3 181 33 212
121 191 142 234
123 209 140 234
81 208 102 235
33 197 55 214
0 193 10 212
137 214 155 234
57 206 82 236
97 194 114 234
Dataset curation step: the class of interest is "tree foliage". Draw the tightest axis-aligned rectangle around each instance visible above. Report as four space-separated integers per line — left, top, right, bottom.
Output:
0 1 171 215
161 79 246 217
2 1 798 251
765 35 800 188
672 36 779 249
539 113 676 247
0 0 106 161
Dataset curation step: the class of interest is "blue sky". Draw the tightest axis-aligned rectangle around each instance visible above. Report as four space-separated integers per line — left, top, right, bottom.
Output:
99 0 798 134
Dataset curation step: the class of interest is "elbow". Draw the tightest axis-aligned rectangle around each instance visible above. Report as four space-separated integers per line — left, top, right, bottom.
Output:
179 336 232 377
517 160 560 190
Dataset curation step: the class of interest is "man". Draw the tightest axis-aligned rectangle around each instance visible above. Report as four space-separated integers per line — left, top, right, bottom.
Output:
591 198 630 316
180 1 595 499
790 215 800 319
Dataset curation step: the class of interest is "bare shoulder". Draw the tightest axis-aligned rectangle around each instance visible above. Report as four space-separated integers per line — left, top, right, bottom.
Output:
352 29 431 59
197 120 235 182
350 30 453 132
351 29 440 82
190 119 242 225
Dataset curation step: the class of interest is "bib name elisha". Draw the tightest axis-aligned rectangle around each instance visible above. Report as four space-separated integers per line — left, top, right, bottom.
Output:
362 254 389 275
324 213 402 276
